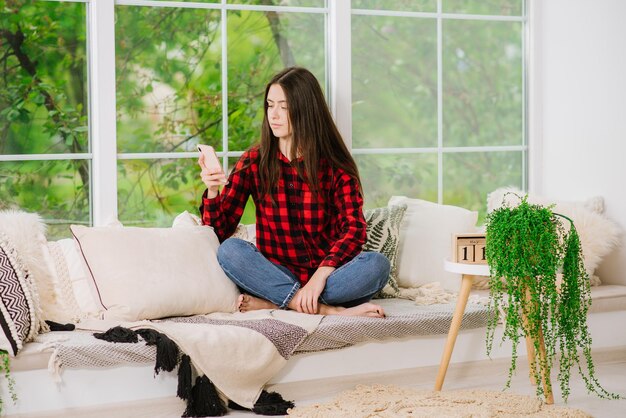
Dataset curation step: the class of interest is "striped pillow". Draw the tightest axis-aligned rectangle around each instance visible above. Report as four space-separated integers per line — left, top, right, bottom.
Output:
363 205 407 298
0 232 38 356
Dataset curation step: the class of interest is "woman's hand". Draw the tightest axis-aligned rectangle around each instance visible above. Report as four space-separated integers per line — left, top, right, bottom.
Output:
198 154 227 199
293 266 335 314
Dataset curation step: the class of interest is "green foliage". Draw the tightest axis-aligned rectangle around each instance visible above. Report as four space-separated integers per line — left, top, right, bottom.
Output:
0 349 17 414
443 0 523 16
352 0 436 13
356 153 438 209
1 0 89 238
485 194 620 401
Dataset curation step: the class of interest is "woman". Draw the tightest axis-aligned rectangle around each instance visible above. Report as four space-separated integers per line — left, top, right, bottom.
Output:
199 67 389 318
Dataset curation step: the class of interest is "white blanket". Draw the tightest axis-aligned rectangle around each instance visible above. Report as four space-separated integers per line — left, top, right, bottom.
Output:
74 309 323 408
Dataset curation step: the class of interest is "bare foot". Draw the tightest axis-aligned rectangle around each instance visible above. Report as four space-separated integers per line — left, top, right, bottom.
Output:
320 302 385 318
238 294 278 312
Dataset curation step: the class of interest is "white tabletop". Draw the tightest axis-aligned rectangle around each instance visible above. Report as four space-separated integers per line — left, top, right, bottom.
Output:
443 259 490 276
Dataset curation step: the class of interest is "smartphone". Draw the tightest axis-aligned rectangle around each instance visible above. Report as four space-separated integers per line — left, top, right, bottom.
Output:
197 144 222 171
198 144 228 184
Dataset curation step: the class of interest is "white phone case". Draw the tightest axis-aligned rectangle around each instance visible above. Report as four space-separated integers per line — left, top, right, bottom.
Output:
197 144 222 172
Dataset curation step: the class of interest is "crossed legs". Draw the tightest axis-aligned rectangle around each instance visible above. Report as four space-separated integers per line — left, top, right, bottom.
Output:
217 238 390 318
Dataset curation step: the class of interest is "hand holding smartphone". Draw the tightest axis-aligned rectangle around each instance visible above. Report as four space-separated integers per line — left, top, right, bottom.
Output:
198 144 228 185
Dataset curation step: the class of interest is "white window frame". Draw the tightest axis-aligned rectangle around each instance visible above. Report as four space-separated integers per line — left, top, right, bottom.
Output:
88 0 118 225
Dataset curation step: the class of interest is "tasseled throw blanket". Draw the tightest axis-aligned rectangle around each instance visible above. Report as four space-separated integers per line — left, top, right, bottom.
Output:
75 309 323 416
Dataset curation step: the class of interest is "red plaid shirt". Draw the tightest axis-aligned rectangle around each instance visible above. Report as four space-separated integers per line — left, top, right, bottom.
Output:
200 147 366 285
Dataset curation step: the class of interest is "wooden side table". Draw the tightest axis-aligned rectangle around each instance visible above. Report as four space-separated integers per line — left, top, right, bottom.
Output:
434 259 489 391
434 260 554 405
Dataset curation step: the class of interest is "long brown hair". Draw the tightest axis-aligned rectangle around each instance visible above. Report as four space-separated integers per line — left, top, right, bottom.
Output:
258 67 361 200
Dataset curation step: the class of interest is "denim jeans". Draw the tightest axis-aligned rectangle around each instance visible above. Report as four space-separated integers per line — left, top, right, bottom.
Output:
217 238 390 309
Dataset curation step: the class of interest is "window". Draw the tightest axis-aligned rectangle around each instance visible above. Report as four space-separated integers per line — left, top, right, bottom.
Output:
2 0 526 234
114 0 327 226
0 0 90 238
352 0 526 220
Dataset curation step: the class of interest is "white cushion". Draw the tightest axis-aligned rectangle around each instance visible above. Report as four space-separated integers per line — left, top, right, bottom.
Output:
487 187 605 215
173 210 250 241
389 196 479 291
70 225 239 321
46 238 102 322
172 210 203 227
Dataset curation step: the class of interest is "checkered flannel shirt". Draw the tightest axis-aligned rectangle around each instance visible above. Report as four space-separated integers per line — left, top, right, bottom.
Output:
200 147 366 285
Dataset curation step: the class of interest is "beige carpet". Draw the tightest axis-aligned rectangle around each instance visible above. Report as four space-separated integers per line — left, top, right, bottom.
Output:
287 384 591 417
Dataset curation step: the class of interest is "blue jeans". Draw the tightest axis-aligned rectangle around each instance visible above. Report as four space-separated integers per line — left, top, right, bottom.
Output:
217 238 390 309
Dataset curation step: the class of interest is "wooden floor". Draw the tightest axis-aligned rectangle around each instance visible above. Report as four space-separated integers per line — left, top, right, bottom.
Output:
18 347 626 417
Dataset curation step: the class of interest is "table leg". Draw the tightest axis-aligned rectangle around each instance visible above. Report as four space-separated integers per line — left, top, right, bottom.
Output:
434 274 474 391
525 335 537 385
523 287 554 404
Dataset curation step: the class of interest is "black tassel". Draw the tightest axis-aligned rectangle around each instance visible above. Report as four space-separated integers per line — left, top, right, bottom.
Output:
252 390 295 416
136 328 160 345
93 326 138 343
182 393 198 418
177 354 192 401
227 400 250 411
136 328 179 374
45 320 76 331
155 332 179 374
183 376 227 417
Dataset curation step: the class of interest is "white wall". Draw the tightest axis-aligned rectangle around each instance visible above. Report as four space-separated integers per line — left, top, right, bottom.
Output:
532 0 626 283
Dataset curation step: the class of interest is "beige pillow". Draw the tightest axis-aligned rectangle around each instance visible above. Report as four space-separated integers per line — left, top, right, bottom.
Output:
173 210 250 241
46 238 102 322
70 225 239 321
389 196 479 291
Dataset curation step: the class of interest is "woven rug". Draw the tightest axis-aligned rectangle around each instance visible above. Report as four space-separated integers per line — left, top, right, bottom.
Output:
287 384 591 417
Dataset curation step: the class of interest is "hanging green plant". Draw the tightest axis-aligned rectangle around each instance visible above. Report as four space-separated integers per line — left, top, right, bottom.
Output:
484 194 619 402
0 349 17 414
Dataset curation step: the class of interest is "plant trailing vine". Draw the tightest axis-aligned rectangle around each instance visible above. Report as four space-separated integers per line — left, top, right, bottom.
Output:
0 349 17 414
485 194 619 402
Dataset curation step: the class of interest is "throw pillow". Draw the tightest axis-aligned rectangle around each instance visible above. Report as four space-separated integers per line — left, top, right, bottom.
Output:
388 196 479 291
487 187 620 284
0 210 56 330
0 232 39 355
70 225 240 321
363 205 408 298
173 210 250 241
46 238 102 322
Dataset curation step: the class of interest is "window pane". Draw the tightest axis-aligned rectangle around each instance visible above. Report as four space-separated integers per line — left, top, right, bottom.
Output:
443 20 522 147
443 0 523 16
115 7 223 153
352 16 437 148
355 153 438 209
117 159 205 226
1 1 88 155
227 10 326 152
229 0 325 6
443 151 523 221
352 0 436 12
0 160 90 238
152 0 219 2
